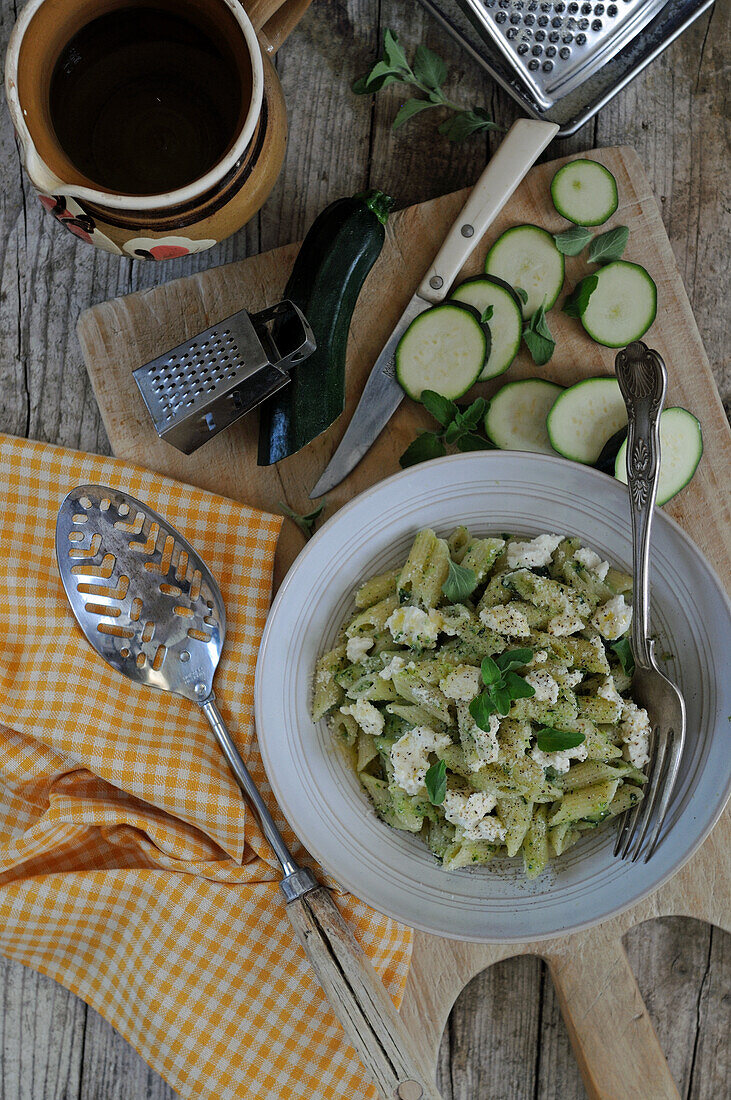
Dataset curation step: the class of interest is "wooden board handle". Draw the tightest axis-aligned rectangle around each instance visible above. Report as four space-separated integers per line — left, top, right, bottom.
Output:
286 887 442 1100
547 928 680 1100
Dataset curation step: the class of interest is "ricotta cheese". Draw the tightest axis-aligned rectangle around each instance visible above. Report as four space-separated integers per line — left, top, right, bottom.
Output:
591 594 633 641
346 635 374 663
573 546 610 581
457 704 500 769
507 534 563 570
444 789 506 842
340 699 384 738
620 700 651 768
525 670 559 704
479 603 531 637
531 741 588 774
386 605 442 649
379 654 407 680
598 675 623 708
530 649 548 665
547 610 585 636
390 725 452 795
439 664 482 702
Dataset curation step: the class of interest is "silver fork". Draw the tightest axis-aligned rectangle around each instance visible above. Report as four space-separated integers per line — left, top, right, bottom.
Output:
613 342 687 862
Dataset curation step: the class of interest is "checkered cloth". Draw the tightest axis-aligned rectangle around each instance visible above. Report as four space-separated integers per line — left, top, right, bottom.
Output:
0 435 412 1099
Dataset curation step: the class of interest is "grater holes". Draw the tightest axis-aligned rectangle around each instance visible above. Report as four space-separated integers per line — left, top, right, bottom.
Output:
546 44 557 55
120 647 130 659
524 12 534 23
592 19 602 30
578 18 589 28
173 605 194 618
607 3 617 13
528 58 540 68
142 621 155 642
114 510 145 535
535 30 546 41
136 653 146 668
549 31 559 41
543 60 553 70
160 583 182 597
68 531 84 542
532 44 543 54
130 598 143 622
117 502 130 517
507 26 517 38
187 628 211 643
98 622 135 639
560 45 570 56
85 602 121 618
563 31 574 42
72 513 88 524
76 576 129 600
537 14 548 25
509 12 520 23
576 31 587 42
518 42 529 53
496 12 506 22
130 522 159 556
595 3 604 11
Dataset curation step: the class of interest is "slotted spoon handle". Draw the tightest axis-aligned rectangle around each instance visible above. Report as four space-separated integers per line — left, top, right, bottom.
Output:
202 698 439 1099
287 886 441 1100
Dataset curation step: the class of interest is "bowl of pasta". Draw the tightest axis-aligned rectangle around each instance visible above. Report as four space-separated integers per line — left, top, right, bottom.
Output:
255 452 731 941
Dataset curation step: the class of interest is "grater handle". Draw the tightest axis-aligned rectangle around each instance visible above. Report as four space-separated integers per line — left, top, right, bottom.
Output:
417 119 558 304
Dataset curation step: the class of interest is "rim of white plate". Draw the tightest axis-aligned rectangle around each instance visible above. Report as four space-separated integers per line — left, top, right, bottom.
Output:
255 452 731 942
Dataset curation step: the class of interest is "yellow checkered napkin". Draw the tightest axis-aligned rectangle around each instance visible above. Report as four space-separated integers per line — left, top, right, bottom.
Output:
0 434 412 1099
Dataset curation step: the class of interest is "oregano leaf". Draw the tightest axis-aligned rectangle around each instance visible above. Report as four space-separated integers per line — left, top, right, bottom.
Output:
442 559 478 603
535 727 586 752
514 286 529 306
610 637 635 677
469 692 498 729
413 44 448 90
425 758 447 805
563 274 599 318
553 226 593 256
496 648 534 673
278 500 327 539
392 98 435 130
399 431 447 468
481 656 501 685
421 388 458 427
588 225 629 265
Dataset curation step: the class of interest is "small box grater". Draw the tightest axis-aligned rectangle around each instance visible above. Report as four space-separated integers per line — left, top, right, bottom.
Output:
418 0 714 133
133 300 315 455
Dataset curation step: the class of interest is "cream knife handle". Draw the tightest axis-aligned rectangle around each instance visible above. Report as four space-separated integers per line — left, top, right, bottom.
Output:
418 119 559 304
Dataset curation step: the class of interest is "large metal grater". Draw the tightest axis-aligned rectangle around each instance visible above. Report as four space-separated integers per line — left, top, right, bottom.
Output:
418 0 714 133
133 300 315 455
456 0 669 110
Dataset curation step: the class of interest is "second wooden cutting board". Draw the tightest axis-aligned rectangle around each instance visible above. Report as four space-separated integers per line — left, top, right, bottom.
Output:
78 145 730 1100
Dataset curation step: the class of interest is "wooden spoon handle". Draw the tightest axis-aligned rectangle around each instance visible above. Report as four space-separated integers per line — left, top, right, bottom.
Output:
286 886 441 1100
547 930 679 1100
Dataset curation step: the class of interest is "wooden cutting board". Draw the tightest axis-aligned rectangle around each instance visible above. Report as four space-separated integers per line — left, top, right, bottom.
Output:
78 145 730 1100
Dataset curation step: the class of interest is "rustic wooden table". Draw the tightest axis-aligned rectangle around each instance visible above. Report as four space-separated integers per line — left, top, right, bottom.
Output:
0 0 728 1096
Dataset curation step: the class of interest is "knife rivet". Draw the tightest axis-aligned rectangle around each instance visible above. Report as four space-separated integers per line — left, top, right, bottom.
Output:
461 224 475 237
429 276 443 290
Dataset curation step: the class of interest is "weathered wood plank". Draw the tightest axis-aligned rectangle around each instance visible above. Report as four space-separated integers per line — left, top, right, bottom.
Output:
0 956 86 1100
78 1007 176 1100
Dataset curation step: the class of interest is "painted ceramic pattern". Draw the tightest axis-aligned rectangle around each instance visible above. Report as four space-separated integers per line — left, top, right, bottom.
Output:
122 235 218 260
38 194 123 254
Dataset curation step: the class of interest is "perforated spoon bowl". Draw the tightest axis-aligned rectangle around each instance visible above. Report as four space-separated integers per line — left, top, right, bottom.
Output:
55 484 439 1100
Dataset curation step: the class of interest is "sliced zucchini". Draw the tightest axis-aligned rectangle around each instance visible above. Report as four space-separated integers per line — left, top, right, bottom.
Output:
451 276 522 380
580 261 657 348
550 160 619 227
546 377 628 464
485 225 564 319
615 407 703 505
594 426 627 475
485 378 563 454
395 302 486 401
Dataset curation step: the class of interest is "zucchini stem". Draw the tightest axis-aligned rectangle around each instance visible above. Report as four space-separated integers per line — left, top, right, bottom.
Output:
354 189 394 226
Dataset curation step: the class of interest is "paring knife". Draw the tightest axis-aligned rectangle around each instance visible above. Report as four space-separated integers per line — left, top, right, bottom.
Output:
309 118 559 499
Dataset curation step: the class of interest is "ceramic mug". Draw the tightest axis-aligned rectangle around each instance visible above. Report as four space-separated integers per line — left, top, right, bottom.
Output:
5 0 312 258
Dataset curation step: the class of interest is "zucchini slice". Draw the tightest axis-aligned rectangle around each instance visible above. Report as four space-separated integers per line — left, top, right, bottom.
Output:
395 303 486 401
550 160 619 226
484 378 563 454
485 225 564 320
546 377 628 464
580 261 657 348
450 276 523 380
615 407 703 504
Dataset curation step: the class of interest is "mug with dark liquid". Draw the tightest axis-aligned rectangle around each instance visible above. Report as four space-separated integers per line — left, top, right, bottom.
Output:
6 0 312 258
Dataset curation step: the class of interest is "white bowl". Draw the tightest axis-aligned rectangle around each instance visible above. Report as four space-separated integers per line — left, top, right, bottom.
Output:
255 453 731 942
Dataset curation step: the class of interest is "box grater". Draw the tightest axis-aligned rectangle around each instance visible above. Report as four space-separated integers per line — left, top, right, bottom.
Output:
418 0 714 133
133 300 315 455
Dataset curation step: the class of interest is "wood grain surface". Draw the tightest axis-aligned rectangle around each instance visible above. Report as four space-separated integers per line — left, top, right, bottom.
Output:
0 0 729 1094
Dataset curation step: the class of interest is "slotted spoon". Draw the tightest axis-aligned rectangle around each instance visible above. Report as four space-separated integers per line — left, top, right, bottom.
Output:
55 484 439 1100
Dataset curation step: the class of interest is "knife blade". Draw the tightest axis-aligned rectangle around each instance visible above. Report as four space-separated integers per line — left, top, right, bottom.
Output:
308 296 423 498
309 118 559 499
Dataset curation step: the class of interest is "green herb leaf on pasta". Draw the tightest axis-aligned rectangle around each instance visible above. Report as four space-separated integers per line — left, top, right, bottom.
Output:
425 758 447 805
442 559 478 603
497 648 534 673
535 727 586 752
503 670 536 699
469 691 498 728
611 637 635 677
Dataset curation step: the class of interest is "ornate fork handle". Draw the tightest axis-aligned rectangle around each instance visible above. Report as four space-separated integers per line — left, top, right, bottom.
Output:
615 342 668 669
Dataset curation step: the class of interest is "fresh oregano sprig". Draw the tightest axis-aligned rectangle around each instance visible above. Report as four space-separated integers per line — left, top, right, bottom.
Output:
278 499 327 539
399 390 493 468
442 559 478 603
469 648 535 725
523 301 555 366
353 29 501 142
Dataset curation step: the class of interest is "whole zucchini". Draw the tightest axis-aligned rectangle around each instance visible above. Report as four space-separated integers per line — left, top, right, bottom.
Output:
258 189 392 465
